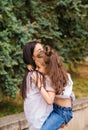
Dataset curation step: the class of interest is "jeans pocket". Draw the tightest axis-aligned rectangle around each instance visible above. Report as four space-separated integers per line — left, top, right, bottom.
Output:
62 110 73 124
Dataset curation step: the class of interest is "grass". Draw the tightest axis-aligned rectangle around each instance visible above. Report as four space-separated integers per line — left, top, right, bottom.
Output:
71 62 88 98
0 62 88 118
0 93 23 118
72 76 88 98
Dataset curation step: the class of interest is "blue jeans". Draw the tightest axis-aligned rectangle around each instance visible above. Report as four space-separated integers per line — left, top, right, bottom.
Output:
40 104 73 130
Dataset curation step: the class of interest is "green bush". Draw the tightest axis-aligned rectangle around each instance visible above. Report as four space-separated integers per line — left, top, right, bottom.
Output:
0 0 88 99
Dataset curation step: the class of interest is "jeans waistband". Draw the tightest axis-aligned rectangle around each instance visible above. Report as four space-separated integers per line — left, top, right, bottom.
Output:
53 103 72 111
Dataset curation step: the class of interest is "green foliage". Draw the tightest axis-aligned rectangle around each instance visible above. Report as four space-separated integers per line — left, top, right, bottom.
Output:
29 0 88 62
0 0 88 98
0 0 36 98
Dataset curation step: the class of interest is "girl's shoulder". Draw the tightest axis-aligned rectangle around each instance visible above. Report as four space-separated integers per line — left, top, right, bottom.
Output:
67 73 73 85
45 75 55 92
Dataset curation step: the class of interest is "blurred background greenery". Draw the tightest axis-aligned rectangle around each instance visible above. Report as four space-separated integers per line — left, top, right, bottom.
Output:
0 0 88 117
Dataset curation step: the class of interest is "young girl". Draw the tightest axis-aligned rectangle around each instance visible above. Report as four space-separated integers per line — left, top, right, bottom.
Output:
32 46 75 130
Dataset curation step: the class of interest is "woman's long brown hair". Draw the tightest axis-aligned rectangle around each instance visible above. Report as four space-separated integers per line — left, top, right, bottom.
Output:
21 41 38 99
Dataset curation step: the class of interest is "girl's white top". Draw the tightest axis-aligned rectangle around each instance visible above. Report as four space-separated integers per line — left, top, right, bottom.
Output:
24 71 53 130
45 73 75 100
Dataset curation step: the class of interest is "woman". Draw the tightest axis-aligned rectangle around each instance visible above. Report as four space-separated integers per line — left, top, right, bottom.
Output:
21 41 55 130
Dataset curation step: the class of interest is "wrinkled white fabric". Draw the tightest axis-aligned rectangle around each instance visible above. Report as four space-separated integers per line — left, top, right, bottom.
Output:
45 73 75 100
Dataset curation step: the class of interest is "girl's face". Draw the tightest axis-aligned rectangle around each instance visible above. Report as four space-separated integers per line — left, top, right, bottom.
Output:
35 61 46 75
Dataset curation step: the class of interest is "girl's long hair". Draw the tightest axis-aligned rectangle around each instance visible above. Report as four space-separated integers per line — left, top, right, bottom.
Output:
36 46 68 95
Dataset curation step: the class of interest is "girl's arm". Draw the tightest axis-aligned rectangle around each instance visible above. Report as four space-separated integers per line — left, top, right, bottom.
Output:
40 87 55 105
32 73 56 105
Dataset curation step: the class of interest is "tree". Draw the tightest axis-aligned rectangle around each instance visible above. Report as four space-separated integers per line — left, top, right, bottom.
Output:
0 0 88 99
0 0 36 99
29 0 88 63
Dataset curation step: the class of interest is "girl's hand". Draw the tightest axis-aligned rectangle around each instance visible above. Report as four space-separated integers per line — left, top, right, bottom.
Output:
27 65 34 71
32 73 43 90
31 73 37 83
37 73 43 90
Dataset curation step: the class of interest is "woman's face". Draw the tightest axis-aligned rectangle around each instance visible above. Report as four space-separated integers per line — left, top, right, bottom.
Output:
33 43 43 57
33 43 46 74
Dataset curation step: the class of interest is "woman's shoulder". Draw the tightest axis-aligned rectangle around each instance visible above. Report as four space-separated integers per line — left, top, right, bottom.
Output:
45 75 55 92
27 71 36 80
27 70 41 81
27 70 37 76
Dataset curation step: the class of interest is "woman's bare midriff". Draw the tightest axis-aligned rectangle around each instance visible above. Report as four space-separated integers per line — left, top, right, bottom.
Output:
54 97 72 107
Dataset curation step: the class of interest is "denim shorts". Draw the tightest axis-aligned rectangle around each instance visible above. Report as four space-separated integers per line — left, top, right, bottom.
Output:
40 104 73 130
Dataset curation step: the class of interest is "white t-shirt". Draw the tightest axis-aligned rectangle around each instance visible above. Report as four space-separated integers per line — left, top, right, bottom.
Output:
56 73 75 99
45 73 75 100
24 71 53 130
